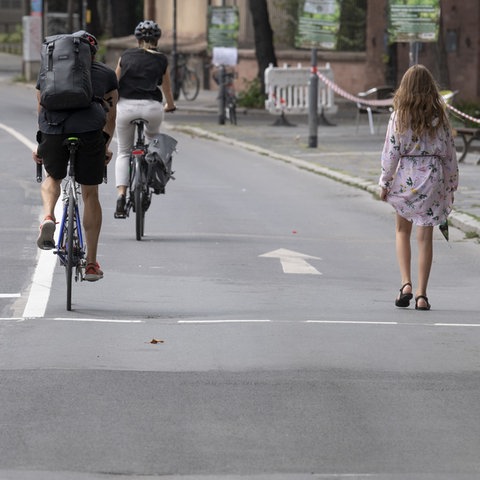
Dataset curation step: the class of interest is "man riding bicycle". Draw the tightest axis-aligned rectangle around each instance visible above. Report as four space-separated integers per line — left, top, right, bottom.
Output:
33 31 118 282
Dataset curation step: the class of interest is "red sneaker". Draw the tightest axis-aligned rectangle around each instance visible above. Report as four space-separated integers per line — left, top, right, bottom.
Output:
84 262 104 282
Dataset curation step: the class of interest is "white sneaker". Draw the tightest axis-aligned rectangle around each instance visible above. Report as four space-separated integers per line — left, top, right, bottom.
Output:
37 216 56 250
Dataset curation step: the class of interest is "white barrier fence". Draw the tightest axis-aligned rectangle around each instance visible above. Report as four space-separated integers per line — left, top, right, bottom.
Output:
264 63 480 129
264 63 337 117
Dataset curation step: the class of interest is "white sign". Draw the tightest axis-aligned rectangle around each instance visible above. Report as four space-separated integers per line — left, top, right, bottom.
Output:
212 47 238 66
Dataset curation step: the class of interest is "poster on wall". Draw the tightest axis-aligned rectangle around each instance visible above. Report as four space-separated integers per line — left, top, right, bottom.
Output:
207 6 239 50
295 0 341 50
389 0 441 43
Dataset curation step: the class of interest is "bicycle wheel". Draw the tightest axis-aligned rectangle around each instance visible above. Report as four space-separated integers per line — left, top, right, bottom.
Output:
134 183 145 241
66 189 75 310
133 156 145 241
181 68 200 101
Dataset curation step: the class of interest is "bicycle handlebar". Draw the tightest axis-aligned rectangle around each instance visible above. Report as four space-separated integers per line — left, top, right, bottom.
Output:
36 162 42 183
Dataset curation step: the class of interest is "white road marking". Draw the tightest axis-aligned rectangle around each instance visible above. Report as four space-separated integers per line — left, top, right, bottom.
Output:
0 122 37 151
52 318 145 323
22 240 58 319
0 122 60 319
260 248 322 275
178 319 272 324
306 320 398 325
0 293 21 298
435 323 480 327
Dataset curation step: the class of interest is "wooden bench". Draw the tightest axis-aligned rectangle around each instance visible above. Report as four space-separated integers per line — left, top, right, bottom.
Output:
455 127 480 164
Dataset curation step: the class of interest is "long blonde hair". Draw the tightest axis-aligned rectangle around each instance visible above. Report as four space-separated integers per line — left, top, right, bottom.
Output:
393 64 448 137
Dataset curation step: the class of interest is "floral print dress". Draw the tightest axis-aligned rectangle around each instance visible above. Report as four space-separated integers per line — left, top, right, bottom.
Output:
379 112 459 226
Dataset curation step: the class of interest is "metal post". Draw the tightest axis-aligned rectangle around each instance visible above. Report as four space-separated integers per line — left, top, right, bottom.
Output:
218 0 227 124
409 41 419 66
308 48 318 148
81 0 87 30
172 0 179 100
218 65 226 124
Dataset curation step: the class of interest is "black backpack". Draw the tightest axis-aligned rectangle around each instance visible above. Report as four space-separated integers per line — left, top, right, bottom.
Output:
38 32 93 111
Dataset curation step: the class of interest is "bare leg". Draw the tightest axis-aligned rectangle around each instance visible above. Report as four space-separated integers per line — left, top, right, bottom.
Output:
81 184 102 265
41 175 62 220
395 213 413 296
416 225 433 307
37 175 62 249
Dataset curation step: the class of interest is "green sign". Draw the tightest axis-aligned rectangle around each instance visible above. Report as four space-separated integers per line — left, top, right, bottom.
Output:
207 6 239 50
295 0 340 50
389 0 440 43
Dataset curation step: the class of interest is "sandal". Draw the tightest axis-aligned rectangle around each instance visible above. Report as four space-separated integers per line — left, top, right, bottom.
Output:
395 282 413 307
415 295 431 311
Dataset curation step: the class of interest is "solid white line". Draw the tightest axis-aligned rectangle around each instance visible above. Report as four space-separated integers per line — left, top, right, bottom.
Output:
0 122 60 319
0 122 37 151
178 319 272 324
435 323 480 327
22 249 57 318
22 191 63 319
306 320 398 325
52 318 145 323
0 293 21 298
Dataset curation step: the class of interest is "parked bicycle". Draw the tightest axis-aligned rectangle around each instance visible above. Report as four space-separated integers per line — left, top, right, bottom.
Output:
36 137 103 311
115 118 177 241
171 53 200 102
213 65 237 125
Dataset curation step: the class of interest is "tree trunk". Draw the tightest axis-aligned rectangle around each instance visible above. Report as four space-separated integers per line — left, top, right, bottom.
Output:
248 0 277 93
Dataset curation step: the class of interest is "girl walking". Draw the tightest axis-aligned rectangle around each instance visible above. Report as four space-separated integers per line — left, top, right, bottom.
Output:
379 64 458 310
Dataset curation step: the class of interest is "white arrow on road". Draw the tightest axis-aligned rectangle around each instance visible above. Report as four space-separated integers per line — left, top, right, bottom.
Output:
259 248 322 275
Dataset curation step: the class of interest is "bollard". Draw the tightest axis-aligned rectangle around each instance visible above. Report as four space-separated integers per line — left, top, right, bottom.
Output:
218 65 226 125
308 48 318 148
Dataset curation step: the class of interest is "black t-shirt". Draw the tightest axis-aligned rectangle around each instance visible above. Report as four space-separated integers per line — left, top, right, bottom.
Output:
118 48 169 102
37 61 118 134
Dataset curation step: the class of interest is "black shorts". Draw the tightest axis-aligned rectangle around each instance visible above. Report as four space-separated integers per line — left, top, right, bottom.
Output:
37 130 107 185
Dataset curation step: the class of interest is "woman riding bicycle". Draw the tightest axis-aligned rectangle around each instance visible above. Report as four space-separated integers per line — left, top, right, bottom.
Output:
114 20 176 218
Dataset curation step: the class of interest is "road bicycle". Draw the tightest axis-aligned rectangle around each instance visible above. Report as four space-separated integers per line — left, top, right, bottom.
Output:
171 53 200 101
213 66 237 125
117 118 177 241
36 137 94 311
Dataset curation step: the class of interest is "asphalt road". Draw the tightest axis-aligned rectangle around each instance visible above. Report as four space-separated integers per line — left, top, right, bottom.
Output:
1 80 480 480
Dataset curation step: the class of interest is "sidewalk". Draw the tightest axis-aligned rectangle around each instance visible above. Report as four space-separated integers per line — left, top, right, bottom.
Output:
172 88 480 238
2 51 479 238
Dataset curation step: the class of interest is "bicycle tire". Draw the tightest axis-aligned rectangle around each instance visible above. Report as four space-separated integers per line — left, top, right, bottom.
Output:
133 156 145 241
181 68 200 101
228 101 237 125
66 189 75 311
